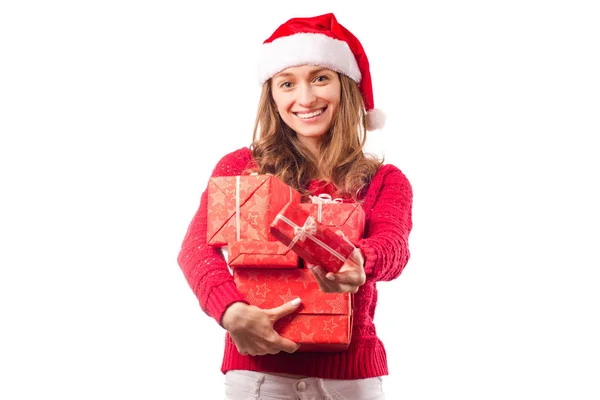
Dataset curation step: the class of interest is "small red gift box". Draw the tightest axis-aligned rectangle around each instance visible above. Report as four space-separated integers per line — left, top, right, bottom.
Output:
270 202 356 273
227 240 299 268
207 175 301 247
233 268 353 352
300 194 365 242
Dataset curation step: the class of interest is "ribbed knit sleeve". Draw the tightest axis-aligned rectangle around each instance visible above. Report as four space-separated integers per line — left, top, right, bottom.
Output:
357 164 413 282
177 148 253 326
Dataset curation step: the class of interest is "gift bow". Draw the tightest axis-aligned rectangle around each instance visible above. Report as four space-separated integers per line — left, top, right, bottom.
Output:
309 194 343 222
290 215 317 248
275 214 347 263
309 193 343 204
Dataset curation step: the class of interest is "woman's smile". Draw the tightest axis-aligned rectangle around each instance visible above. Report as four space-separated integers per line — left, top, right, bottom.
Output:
293 106 327 121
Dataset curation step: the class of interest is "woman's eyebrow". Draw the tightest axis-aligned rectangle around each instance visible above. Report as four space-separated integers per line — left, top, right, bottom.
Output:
309 68 330 76
274 68 331 80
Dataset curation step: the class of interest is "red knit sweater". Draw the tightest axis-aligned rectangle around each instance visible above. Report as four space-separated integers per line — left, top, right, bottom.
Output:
177 147 413 379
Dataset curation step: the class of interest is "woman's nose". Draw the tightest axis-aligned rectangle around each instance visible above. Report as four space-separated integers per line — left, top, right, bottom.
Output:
298 84 317 107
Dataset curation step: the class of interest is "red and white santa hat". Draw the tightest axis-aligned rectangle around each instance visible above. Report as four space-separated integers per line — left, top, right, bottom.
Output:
258 13 385 131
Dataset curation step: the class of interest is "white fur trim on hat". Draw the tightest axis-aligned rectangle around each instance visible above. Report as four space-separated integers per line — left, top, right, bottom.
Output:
366 108 386 131
258 33 362 84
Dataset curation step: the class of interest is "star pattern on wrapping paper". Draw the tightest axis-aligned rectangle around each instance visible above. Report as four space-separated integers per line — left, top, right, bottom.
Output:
321 208 338 222
345 210 360 229
287 323 300 337
209 188 227 208
255 283 270 298
342 220 355 231
246 212 259 226
273 242 287 252
211 177 233 193
224 188 237 202
248 242 265 252
300 332 315 342
246 271 260 281
325 296 348 314
209 202 226 218
238 177 254 194
244 228 262 241
245 289 266 306
324 252 340 267
337 333 349 343
277 242 293 254
209 218 224 234
295 271 315 289
278 288 297 304
320 332 333 343
254 254 269 263
248 193 271 215
278 272 292 283
323 318 338 334
236 243 250 253
301 315 315 329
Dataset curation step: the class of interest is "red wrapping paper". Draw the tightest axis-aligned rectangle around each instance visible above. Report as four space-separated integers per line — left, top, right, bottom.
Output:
269 202 356 273
300 201 365 242
207 175 301 246
227 240 299 268
233 268 352 352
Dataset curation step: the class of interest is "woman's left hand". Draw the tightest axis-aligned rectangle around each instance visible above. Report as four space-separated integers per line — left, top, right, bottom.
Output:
308 248 366 293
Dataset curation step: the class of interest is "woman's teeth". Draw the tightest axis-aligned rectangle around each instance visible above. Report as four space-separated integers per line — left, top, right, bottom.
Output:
295 108 324 119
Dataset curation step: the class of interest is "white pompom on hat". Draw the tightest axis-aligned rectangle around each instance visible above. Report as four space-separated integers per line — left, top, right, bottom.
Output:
258 13 385 131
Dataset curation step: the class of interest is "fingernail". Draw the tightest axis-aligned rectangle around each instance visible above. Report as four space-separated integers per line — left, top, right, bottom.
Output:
326 274 335 281
290 298 301 306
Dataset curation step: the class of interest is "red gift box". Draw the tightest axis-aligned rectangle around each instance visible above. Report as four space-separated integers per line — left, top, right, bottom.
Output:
233 268 353 352
300 194 365 242
207 175 301 247
227 240 299 268
270 202 356 273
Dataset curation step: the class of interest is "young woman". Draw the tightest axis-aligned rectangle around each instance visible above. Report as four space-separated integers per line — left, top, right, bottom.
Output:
177 13 413 400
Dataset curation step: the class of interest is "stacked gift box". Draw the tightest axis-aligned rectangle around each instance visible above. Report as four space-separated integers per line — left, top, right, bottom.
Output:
207 174 365 352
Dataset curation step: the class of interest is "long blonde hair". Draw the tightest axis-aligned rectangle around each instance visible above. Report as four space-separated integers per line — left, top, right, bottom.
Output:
248 73 383 203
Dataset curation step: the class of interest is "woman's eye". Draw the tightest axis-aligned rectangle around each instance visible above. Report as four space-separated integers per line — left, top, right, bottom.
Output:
315 75 329 82
280 82 292 88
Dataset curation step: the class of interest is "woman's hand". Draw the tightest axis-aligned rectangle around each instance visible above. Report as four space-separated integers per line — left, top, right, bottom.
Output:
308 248 366 293
221 299 301 356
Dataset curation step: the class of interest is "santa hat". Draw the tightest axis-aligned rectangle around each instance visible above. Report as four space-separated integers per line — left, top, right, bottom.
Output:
258 13 385 131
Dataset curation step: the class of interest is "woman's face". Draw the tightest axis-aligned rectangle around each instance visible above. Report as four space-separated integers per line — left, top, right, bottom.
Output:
271 65 341 146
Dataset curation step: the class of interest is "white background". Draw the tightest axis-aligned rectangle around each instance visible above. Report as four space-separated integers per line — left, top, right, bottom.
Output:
1 1 599 399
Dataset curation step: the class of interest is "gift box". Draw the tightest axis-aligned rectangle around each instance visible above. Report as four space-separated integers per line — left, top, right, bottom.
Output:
207 175 301 246
227 240 299 268
300 194 365 242
233 268 352 352
270 202 356 273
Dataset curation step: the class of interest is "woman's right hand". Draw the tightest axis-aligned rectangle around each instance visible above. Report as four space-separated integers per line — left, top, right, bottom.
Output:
221 298 302 356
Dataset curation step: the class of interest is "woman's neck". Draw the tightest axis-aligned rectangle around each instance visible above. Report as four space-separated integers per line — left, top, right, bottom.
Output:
297 136 321 159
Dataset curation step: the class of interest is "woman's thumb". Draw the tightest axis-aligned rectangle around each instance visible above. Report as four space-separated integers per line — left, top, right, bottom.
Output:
269 298 302 321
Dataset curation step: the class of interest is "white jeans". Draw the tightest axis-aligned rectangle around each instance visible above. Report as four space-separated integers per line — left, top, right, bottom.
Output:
224 370 385 400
